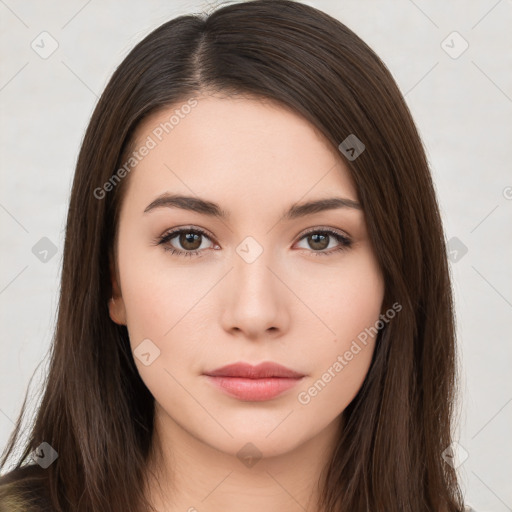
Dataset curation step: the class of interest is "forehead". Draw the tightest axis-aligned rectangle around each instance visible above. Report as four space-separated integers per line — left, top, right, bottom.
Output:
124 95 359 211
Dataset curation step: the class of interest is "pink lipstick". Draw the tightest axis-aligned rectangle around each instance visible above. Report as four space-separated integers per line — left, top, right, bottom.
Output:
203 361 305 401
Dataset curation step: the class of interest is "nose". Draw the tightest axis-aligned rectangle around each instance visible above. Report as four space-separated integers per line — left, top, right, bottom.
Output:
219 246 290 341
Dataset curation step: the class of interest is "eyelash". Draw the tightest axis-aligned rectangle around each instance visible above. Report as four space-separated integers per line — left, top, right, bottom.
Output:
154 226 352 258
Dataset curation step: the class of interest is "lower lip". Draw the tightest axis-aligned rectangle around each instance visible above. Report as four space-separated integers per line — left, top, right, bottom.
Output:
204 376 303 401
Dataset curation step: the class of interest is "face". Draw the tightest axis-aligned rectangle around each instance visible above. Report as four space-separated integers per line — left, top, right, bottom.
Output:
109 94 385 459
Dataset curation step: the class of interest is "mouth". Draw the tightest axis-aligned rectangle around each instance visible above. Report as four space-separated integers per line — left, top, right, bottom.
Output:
203 361 305 401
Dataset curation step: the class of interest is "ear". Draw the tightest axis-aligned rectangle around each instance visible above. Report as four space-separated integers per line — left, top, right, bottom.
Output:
108 253 127 326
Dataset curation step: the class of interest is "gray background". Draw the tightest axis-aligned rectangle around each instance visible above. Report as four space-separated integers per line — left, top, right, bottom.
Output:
1 1 511 510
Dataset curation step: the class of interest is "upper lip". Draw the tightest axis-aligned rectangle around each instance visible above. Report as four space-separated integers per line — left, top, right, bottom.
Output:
204 362 305 379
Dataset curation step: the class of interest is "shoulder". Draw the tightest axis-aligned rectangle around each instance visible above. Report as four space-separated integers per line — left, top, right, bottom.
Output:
0 464 52 511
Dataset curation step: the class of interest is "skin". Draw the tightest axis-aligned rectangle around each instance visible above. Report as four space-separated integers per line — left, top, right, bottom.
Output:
109 94 385 512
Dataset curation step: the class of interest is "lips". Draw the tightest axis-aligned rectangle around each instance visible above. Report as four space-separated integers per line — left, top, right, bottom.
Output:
204 361 305 379
203 362 305 401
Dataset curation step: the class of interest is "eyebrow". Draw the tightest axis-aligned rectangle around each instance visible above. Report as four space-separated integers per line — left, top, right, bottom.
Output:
143 193 362 221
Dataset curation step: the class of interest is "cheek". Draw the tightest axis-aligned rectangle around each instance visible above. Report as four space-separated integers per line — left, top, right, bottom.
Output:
116 253 204 408
116 237 214 384
295 250 384 407
117 234 202 341
304 247 384 346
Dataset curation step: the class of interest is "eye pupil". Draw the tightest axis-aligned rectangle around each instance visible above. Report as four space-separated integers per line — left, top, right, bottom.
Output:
180 232 201 250
309 233 329 250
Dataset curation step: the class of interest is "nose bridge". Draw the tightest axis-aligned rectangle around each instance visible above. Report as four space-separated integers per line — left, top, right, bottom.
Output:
233 234 279 303
221 233 287 336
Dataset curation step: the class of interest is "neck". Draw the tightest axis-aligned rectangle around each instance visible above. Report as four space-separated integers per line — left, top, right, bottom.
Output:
143 403 343 512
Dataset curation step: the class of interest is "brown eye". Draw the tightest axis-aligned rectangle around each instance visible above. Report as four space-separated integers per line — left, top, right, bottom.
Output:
177 232 202 251
296 229 352 256
157 227 215 257
306 233 330 251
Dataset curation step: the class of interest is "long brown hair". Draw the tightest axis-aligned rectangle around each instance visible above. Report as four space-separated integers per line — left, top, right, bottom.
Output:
0 1 466 510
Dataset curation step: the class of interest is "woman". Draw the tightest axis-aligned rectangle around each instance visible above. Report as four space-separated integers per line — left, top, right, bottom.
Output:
0 0 474 510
